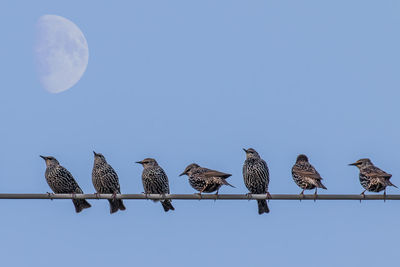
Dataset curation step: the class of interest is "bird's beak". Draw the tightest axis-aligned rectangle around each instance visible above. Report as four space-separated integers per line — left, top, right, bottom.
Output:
40 155 46 160
93 151 97 156
242 148 248 153
135 161 143 164
349 162 357 166
179 172 186 176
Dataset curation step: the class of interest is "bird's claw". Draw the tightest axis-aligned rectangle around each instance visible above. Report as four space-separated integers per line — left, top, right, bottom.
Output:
299 191 305 202
195 192 202 200
111 192 118 202
214 191 219 201
360 192 366 203
94 192 100 199
47 192 54 200
266 192 272 202
246 193 252 201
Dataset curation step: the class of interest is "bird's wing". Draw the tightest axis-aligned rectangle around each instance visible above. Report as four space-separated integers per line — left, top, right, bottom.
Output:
102 166 121 193
58 166 81 192
365 166 392 179
202 170 232 179
292 164 322 180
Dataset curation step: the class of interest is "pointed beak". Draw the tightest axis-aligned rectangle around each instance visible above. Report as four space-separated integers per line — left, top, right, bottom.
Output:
93 151 97 156
179 172 186 176
349 162 357 166
242 148 247 153
40 155 46 160
135 161 143 164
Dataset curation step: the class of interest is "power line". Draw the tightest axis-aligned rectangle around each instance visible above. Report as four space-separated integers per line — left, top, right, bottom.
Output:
0 193 398 200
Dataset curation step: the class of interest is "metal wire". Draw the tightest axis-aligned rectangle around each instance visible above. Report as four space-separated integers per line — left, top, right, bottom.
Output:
0 193 398 200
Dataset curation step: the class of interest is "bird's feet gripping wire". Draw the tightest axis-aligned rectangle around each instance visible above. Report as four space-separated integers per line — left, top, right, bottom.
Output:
142 192 149 200
111 192 118 202
195 192 203 200
313 188 318 202
266 192 272 202
214 190 219 202
360 190 366 203
246 193 252 201
383 189 387 202
94 192 101 199
299 189 305 202
46 192 54 200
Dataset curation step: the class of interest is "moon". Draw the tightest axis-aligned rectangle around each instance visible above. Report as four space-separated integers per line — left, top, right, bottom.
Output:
34 15 89 94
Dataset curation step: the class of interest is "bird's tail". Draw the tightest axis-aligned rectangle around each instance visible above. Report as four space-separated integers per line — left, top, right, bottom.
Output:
317 180 327 190
222 179 235 188
161 200 175 212
72 199 92 213
108 199 126 214
387 180 398 188
257 199 270 214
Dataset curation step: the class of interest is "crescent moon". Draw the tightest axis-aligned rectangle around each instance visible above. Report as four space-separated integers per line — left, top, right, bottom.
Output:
34 15 89 94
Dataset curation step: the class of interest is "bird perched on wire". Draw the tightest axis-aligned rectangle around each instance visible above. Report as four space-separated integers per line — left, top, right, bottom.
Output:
292 154 327 199
92 151 126 214
349 158 397 199
242 148 270 214
136 158 174 212
179 163 234 196
40 155 91 213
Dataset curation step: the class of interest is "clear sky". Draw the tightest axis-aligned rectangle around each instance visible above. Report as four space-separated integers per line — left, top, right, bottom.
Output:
0 1 399 266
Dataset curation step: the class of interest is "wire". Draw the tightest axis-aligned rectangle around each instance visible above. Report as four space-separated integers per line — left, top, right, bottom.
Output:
0 193 398 200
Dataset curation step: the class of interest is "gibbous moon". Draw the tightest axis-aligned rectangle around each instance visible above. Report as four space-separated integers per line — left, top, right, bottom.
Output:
34 15 89 94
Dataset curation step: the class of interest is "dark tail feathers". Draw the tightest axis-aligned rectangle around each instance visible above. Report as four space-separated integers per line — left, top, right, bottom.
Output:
387 180 398 188
317 181 327 190
108 199 126 214
73 199 91 213
161 200 175 212
257 199 270 214
222 179 235 188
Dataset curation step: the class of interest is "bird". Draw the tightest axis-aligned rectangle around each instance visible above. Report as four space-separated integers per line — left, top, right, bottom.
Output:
136 158 174 212
292 154 327 198
349 158 397 199
40 155 91 213
179 163 234 196
92 151 126 214
242 148 270 214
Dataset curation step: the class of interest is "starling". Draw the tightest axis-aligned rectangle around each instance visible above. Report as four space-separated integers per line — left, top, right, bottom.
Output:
136 158 174 212
92 151 126 214
292 154 327 198
179 163 234 195
40 155 91 213
349 158 397 198
242 148 270 214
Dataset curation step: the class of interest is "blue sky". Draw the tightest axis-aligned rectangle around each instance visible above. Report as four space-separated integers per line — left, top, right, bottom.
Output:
0 1 399 266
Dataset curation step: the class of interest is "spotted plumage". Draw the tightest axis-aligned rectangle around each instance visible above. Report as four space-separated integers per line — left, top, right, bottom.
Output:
292 154 327 196
136 158 174 212
179 163 234 194
242 148 270 214
349 158 397 197
40 155 91 213
92 151 126 214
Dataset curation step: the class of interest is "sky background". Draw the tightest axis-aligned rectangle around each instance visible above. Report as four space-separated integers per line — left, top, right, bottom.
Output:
0 1 399 266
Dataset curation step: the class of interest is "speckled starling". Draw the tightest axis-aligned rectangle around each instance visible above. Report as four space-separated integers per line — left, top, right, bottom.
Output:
242 148 270 214
349 158 397 198
292 154 327 197
40 155 91 213
179 163 234 195
92 151 126 214
136 158 174 212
